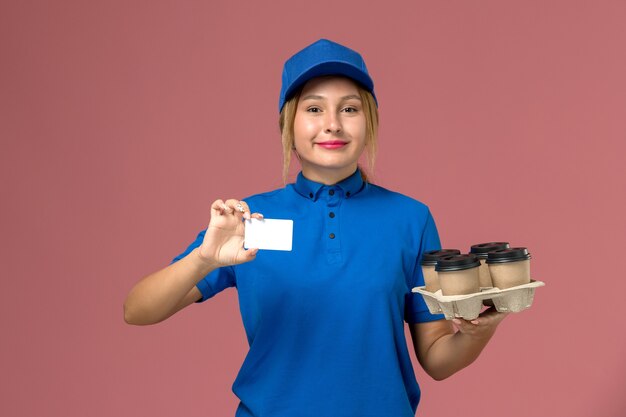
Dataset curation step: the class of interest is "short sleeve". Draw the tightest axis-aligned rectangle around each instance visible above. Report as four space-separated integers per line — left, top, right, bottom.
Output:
171 230 236 302
404 209 446 323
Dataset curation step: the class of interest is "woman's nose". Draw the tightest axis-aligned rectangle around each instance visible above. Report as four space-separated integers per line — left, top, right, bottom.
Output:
324 112 342 134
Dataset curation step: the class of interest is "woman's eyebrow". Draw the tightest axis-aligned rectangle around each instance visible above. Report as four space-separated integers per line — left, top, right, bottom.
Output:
301 94 362 101
341 94 362 101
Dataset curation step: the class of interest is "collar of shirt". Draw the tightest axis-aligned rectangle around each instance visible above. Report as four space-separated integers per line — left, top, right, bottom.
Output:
293 169 365 201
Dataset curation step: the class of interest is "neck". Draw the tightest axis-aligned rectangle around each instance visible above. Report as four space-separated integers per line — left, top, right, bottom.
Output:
301 164 358 185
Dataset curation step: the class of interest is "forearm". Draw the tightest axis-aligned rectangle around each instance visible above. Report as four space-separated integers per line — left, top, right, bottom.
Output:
421 329 494 380
124 248 217 325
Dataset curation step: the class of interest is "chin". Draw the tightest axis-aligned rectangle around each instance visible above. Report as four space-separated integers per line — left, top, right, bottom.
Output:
313 159 356 168
308 163 359 175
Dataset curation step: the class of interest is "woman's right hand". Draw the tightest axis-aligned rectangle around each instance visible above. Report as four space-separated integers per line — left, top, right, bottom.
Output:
197 199 263 267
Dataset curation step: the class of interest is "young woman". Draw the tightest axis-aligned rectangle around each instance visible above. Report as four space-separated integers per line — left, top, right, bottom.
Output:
124 39 507 417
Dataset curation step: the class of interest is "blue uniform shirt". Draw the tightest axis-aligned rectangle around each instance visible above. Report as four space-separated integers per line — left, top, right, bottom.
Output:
173 170 444 417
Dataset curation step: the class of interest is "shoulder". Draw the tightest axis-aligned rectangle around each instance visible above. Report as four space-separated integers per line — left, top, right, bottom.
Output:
365 183 432 217
241 186 292 211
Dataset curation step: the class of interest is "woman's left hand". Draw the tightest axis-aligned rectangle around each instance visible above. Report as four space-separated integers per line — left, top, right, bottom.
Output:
451 307 508 340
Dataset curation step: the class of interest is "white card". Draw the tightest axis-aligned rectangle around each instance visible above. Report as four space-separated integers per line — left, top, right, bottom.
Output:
244 218 293 251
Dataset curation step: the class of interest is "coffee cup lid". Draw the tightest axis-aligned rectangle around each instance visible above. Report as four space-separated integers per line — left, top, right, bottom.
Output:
422 249 462 266
435 254 481 272
470 242 510 258
486 247 531 264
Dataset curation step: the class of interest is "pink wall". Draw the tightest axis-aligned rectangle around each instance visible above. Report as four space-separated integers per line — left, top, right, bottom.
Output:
2 1 625 416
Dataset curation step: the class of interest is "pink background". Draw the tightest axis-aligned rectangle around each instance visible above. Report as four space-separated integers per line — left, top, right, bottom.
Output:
2 1 625 416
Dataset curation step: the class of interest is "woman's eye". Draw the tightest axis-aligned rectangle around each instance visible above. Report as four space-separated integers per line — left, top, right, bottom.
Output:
307 107 321 113
342 107 358 113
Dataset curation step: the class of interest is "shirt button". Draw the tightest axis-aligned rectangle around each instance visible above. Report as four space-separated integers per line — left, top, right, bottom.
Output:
346 191 351 197
329 233 335 239
329 212 335 218
309 192 313 198
329 189 335 196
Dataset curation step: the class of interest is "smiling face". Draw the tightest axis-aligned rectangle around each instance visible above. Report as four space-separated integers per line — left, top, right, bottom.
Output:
293 76 368 184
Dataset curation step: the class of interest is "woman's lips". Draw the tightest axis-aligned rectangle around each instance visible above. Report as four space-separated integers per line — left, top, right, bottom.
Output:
317 141 347 149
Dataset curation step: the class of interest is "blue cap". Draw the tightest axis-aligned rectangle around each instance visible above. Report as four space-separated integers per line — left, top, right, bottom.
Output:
279 39 377 113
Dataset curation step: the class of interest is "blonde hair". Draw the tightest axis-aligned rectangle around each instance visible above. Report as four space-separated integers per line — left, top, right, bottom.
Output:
278 82 379 184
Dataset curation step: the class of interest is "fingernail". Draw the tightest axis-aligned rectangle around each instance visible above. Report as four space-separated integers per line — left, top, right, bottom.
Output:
471 320 479 325
452 319 461 325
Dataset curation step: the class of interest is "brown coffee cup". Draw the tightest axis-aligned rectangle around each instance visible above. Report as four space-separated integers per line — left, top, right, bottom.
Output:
421 249 461 292
469 242 510 287
487 247 532 289
436 254 481 296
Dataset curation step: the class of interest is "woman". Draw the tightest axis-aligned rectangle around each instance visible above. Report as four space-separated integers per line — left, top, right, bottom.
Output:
124 39 507 417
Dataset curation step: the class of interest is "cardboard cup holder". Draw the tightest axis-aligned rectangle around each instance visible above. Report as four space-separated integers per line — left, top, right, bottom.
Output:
412 279 545 320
